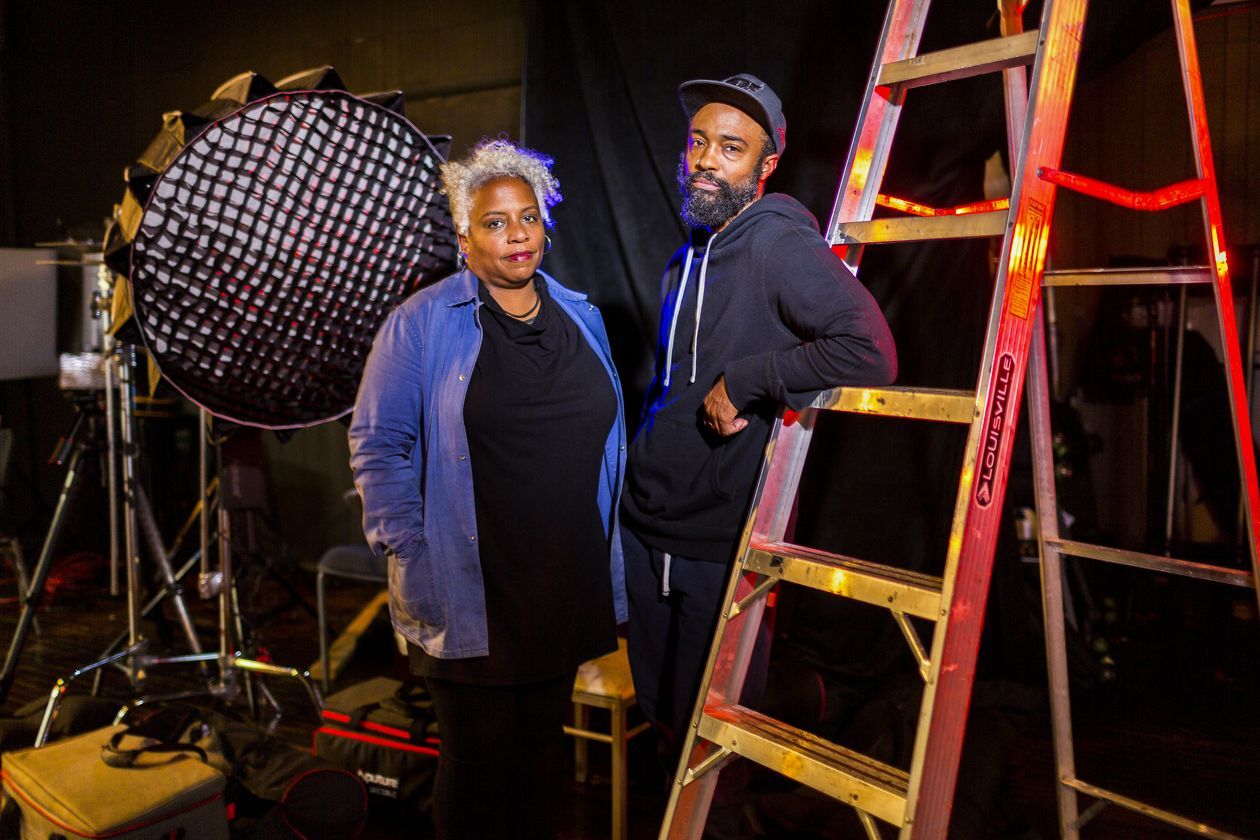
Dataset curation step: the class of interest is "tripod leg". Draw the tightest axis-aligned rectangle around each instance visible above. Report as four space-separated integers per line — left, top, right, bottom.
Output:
91 550 204 696
4 539 40 636
136 487 206 663
0 445 87 704
231 581 258 717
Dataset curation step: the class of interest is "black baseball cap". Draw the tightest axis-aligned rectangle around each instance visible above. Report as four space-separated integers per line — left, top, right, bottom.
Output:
679 73 787 155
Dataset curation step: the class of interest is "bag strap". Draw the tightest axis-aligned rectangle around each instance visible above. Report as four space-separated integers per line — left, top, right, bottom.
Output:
344 684 435 740
346 700 381 729
347 693 424 726
382 683 433 718
100 729 208 768
394 682 431 707
390 683 436 741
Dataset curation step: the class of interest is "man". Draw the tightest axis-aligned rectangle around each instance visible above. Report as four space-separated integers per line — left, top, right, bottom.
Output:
620 73 897 828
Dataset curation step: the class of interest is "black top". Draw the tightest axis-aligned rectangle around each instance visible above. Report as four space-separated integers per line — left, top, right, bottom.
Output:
621 194 897 562
411 277 619 684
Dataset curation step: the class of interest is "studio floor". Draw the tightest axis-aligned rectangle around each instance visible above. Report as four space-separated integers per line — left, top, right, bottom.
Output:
1 549 1258 839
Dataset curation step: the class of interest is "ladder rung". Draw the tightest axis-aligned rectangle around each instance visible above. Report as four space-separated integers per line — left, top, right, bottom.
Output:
1046 539 1254 588
812 385 975 424
878 30 1041 89
1043 265 1213 287
1062 777 1247 840
747 541 944 621
831 211 1006 246
698 704 909 826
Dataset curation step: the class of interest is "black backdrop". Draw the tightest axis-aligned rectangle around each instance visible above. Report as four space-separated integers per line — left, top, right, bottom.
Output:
523 0 1017 595
521 0 1198 687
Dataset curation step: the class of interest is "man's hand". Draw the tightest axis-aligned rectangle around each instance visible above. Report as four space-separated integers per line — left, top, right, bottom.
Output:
701 376 748 436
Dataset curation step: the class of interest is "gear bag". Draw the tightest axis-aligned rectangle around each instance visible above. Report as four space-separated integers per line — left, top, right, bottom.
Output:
313 677 439 811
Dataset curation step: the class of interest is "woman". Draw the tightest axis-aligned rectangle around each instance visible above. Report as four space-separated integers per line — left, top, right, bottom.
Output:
348 138 626 839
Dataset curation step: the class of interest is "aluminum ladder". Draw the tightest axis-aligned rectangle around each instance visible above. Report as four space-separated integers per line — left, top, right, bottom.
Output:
661 0 1094 837
1029 1 1260 837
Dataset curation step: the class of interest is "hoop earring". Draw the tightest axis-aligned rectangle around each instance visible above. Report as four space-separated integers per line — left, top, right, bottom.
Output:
457 251 468 267
543 235 552 255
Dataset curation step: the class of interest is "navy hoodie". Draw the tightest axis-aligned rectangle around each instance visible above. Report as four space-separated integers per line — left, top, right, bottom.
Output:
621 193 897 563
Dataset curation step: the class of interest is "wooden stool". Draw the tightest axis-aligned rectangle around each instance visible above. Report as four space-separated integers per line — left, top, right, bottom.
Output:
566 638 649 840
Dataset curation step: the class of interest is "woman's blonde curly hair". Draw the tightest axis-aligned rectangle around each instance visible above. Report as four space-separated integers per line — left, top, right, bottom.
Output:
439 138 562 236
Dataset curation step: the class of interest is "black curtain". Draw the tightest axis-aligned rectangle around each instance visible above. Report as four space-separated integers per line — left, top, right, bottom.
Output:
524 0 1009 571
522 0 1202 687
522 1 1015 705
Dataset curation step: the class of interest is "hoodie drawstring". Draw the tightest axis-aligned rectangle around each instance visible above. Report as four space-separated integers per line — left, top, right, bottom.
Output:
662 245 695 389
662 234 718 389
661 552 672 597
689 241 715 384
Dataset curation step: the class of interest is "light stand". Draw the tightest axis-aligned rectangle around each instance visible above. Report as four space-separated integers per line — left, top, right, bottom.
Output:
29 65 457 741
102 261 122 597
0 260 205 704
31 341 323 745
0 393 101 702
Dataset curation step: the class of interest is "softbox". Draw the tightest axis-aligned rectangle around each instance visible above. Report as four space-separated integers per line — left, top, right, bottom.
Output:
103 67 458 428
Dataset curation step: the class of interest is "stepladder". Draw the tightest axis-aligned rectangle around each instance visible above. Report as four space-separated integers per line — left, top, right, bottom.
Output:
1028 2 1260 837
658 0 1260 838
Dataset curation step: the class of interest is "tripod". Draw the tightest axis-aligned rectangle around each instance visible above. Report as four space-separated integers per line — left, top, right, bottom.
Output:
89 475 215 697
0 392 109 703
30 349 322 745
0 372 209 701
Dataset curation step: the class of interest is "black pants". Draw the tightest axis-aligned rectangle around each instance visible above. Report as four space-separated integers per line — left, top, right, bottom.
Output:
622 525 772 840
623 524 772 740
425 672 575 840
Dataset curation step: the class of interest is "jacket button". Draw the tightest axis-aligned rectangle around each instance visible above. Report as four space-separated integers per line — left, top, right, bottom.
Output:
469 535 476 542
459 454 467 461
458 374 466 381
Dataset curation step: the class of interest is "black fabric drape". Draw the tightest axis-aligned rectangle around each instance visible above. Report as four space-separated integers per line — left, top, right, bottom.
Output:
522 0 1201 684
524 0 1006 572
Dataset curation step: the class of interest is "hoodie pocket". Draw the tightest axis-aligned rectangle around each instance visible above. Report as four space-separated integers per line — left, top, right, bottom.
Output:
630 411 738 520
710 421 768 503
707 443 739 501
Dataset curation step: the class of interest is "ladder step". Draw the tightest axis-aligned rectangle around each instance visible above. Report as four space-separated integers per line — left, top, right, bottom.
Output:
698 704 909 826
1042 265 1213 287
1046 538 1254 588
746 541 944 621
812 385 975 424
831 210 1006 246
705 705 912 826
878 29 1041 89
1062 777 1247 839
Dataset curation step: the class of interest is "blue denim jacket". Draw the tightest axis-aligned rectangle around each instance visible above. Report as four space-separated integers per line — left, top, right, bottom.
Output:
348 268 627 658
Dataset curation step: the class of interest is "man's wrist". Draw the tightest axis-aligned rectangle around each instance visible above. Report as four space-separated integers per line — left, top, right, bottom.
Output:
722 359 763 410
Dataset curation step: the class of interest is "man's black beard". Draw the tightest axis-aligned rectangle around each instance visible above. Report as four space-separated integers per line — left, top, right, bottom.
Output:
677 154 759 230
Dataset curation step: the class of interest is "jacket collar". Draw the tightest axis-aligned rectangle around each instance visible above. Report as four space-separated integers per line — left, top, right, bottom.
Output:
442 269 480 308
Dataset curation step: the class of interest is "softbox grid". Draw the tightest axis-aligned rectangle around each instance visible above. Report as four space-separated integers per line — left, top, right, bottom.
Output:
129 89 452 428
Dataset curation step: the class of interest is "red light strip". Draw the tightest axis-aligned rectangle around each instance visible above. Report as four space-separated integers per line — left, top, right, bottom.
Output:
314 726 440 756
876 194 1011 217
320 709 418 742
1036 167 1206 211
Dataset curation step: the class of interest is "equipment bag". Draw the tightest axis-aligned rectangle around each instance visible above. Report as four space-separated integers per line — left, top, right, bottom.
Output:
116 702 368 840
313 676 439 810
202 709 366 840
0 723 228 839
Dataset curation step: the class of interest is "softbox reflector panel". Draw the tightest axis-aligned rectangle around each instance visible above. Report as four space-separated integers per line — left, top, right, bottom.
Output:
121 78 457 428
